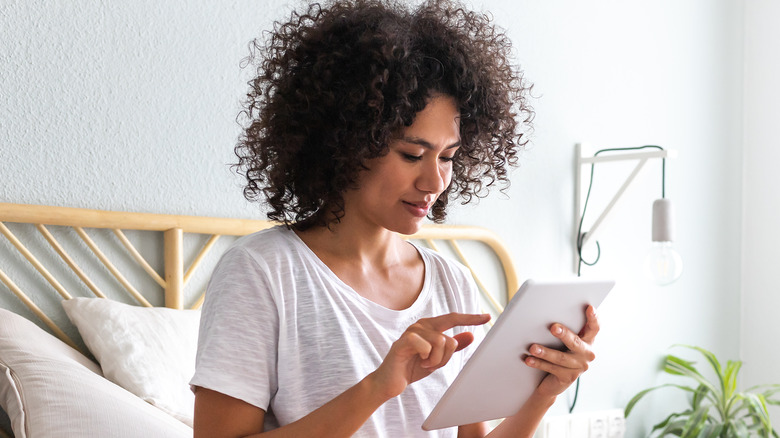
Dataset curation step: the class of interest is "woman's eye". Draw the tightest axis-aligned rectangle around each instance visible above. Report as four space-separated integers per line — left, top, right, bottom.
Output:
402 153 422 162
440 156 455 163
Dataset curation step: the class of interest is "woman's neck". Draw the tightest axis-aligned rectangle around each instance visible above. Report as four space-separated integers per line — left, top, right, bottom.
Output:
295 220 403 267
294 221 425 311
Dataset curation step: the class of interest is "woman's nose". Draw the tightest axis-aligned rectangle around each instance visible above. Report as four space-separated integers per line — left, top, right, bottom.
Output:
415 160 447 194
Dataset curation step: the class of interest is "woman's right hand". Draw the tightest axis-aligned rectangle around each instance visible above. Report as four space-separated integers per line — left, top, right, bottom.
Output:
369 312 491 399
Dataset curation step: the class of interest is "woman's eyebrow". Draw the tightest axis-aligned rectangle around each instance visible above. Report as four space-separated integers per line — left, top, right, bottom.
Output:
402 136 461 150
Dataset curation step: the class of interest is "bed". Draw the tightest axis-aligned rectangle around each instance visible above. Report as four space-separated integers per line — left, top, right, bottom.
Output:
0 202 519 437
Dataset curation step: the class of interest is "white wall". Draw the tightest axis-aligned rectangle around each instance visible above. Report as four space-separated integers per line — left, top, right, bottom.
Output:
1 1 750 436
469 2 745 435
741 0 780 424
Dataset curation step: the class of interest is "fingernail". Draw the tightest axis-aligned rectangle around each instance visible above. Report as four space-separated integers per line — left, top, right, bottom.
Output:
526 357 536 366
553 325 563 335
532 346 542 355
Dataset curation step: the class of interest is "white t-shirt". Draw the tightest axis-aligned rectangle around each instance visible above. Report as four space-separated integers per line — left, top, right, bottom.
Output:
190 226 483 437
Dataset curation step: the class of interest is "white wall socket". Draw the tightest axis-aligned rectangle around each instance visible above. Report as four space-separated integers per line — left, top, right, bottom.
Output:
534 409 625 438
606 410 626 438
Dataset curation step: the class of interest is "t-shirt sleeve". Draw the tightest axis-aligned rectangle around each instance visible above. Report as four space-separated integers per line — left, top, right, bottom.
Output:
190 246 279 410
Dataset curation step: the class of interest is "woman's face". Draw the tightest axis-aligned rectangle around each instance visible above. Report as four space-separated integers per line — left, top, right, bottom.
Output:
342 95 461 235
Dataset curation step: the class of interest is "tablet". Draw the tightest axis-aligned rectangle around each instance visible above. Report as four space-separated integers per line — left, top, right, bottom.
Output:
421 278 615 431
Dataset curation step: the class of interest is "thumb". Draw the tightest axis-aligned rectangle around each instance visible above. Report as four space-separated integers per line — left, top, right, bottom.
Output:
452 331 475 352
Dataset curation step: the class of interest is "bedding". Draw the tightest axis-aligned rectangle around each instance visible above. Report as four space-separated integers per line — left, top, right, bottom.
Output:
62 297 200 427
0 308 191 438
0 202 517 437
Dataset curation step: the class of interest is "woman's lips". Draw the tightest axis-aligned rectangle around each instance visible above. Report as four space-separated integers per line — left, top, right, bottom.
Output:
402 201 430 218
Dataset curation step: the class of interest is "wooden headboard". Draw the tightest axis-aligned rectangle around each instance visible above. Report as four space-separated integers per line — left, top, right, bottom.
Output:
0 203 518 351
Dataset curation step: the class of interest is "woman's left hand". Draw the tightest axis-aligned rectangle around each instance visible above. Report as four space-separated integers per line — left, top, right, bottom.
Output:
524 305 599 399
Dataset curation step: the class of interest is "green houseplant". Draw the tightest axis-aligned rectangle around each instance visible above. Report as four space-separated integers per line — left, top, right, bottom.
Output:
625 345 780 437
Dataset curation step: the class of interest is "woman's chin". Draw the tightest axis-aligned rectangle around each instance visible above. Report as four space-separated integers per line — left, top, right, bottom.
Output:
388 219 426 236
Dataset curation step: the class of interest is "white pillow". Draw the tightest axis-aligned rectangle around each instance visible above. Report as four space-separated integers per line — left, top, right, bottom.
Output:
0 308 191 437
62 297 200 427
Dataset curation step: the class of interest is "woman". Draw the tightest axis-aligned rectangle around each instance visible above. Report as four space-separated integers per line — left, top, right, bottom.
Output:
190 1 598 437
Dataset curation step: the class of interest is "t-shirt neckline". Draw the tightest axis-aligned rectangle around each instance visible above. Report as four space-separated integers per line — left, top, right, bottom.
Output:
283 227 432 321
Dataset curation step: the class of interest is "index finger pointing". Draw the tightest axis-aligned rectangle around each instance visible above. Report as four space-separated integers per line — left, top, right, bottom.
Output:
423 312 491 332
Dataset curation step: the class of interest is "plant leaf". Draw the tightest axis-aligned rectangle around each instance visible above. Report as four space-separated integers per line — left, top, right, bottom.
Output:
741 393 779 438
763 385 780 407
746 383 780 395
658 416 688 437
681 405 709 437
733 419 750 437
664 354 698 376
692 384 709 411
651 410 690 434
697 423 723 438
723 360 742 402
728 393 748 421
744 393 772 433
687 346 725 388
625 383 698 418
664 354 719 396
755 384 780 403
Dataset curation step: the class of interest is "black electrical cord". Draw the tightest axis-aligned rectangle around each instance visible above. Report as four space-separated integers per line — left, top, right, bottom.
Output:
568 145 665 414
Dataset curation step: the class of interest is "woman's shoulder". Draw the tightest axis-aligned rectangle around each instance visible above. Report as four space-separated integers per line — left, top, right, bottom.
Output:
215 225 301 270
206 226 302 302
413 243 471 280
414 243 481 315
229 225 297 253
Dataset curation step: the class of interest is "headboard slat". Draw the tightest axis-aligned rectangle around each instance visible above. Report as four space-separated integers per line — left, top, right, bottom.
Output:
449 240 505 315
0 266 80 351
191 290 206 311
164 228 184 310
0 222 73 300
183 234 221 286
113 229 166 288
74 227 152 307
36 224 107 298
410 226 519 299
0 202 276 235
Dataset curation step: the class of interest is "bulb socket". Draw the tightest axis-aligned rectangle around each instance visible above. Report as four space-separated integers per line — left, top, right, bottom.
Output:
652 198 675 242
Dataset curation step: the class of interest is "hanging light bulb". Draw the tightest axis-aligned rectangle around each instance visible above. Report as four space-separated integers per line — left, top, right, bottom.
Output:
644 199 683 285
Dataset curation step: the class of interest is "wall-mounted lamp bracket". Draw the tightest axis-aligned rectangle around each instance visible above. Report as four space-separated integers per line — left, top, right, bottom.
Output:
574 143 677 272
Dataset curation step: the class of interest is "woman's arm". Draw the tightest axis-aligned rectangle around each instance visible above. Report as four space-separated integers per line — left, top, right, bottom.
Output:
194 312 491 438
194 373 390 438
193 388 266 437
458 421 491 437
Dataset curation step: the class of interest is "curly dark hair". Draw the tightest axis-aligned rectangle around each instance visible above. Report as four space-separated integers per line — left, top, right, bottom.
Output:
234 0 533 229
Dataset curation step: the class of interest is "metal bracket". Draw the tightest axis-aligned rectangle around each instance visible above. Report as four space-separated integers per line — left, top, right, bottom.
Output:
574 143 676 272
